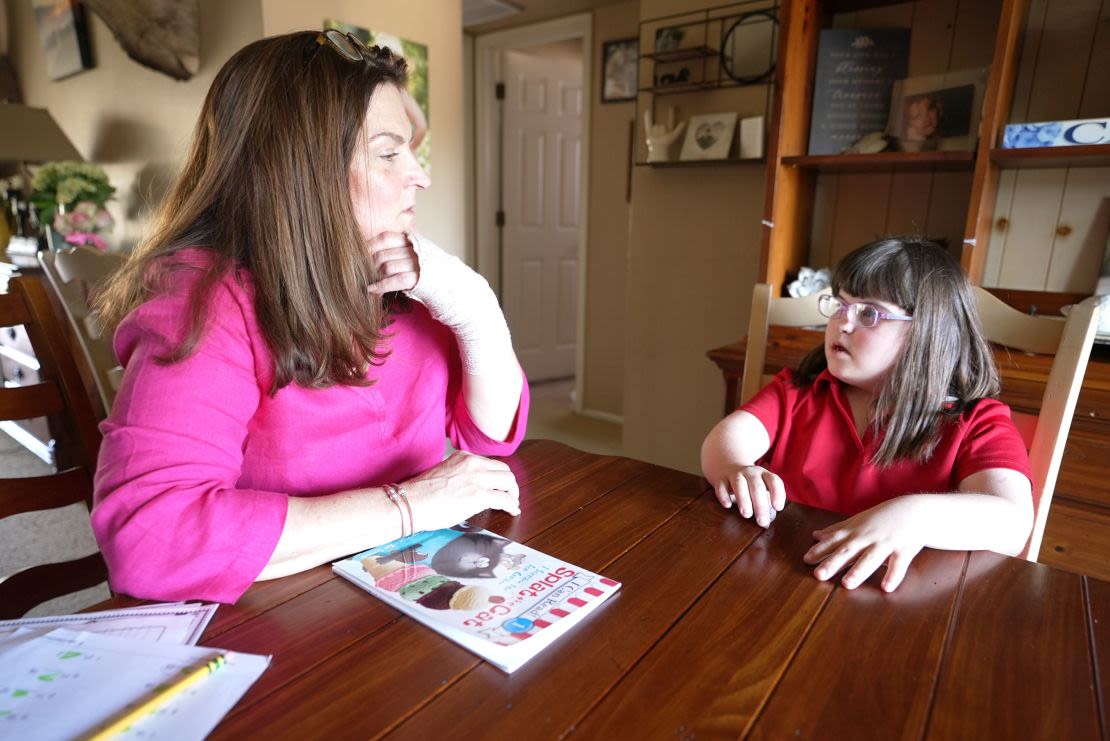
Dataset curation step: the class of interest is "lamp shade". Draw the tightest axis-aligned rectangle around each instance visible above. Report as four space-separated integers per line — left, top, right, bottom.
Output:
0 104 83 163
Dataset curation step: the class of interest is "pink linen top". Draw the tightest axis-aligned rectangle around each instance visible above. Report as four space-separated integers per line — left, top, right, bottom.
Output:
91 261 529 604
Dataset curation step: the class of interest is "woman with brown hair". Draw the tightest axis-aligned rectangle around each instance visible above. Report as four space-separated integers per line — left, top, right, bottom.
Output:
91 31 528 603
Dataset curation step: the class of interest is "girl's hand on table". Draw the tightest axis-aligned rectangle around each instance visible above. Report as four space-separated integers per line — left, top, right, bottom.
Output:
402 450 520 532
367 231 419 294
803 497 926 592
711 464 786 528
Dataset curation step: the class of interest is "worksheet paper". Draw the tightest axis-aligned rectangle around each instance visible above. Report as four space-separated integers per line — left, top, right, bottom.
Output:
0 628 270 740
0 602 218 645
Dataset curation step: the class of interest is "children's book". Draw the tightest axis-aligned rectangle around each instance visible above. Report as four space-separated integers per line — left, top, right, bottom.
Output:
332 523 621 673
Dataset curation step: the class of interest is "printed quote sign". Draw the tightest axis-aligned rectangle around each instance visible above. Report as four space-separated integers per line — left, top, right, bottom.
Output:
807 29 909 156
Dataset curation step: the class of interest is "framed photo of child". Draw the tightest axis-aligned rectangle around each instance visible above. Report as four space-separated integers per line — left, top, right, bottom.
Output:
601 38 638 103
886 68 987 152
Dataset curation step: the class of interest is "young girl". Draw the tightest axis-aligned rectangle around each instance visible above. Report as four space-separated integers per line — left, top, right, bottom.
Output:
701 238 1033 592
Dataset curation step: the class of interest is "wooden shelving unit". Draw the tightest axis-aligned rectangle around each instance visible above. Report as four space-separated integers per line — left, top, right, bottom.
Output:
989 143 1110 170
753 0 1110 578
636 1 778 167
782 151 975 173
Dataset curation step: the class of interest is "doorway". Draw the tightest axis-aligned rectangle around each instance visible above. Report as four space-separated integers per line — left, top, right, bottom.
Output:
474 14 592 403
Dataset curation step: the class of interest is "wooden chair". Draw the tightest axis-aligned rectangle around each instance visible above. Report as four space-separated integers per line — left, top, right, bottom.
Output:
38 247 126 416
740 283 829 406
0 275 108 618
972 288 1102 561
741 283 1103 562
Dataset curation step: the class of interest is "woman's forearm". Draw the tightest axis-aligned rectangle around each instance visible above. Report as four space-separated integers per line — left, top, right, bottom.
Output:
258 487 401 580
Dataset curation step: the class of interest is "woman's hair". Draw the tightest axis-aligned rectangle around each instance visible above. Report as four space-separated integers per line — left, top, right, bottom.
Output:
795 237 999 466
95 31 409 392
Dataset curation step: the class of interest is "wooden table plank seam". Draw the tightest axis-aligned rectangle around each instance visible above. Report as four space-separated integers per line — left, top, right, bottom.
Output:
917 552 972 741
1083 577 1109 741
733 582 840 740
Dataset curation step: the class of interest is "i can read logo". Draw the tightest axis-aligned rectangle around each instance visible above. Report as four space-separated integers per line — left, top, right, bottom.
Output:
502 617 534 633
1064 120 1110 145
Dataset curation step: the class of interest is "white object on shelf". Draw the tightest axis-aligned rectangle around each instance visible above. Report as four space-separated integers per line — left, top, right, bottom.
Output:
739 115 764 158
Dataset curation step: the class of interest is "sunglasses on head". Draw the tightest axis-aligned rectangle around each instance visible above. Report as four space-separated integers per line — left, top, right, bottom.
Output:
313 29 372 63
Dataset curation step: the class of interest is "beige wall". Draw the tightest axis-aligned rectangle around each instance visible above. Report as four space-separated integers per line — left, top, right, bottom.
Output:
261 0 467 258
6 0 263 248
582 0 637 417
621 0 770 473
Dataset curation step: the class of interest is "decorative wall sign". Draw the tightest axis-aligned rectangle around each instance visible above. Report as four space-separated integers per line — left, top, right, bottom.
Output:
807 28 909 156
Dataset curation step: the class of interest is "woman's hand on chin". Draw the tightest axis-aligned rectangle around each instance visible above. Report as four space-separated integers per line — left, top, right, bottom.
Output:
367 231 420 293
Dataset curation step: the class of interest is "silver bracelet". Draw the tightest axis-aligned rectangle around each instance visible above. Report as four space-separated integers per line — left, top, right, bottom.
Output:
384 484 410 537
385 483 414 537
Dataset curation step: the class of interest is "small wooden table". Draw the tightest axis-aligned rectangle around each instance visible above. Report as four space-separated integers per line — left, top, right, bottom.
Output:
98 440 1108 739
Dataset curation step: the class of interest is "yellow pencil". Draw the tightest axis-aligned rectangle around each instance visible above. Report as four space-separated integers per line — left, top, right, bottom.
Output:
84 653 228 741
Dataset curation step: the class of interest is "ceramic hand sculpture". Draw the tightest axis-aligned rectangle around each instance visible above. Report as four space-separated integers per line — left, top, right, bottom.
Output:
643 108 687 163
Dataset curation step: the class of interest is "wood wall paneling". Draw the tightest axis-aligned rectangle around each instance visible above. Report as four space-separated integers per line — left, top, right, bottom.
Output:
923 170 973 256
906 0 960 76
1024 0 1101 122
1078 0 1110 117
885 171 934 236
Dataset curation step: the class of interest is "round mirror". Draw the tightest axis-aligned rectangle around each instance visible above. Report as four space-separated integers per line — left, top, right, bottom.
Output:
721 10 778 85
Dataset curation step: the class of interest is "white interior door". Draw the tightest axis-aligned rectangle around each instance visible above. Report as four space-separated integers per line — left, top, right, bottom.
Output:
501 47 582 382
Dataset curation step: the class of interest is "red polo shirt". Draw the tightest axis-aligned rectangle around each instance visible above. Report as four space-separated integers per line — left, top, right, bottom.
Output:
741 369 1033 515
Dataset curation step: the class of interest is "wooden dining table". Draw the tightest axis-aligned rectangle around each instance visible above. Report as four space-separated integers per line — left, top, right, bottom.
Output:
96 439 1108 739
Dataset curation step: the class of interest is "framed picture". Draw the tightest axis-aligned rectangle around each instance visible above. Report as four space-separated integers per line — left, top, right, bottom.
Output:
32 0 94 81
680 112 738 161
601 38 638 103
654 26 686 52
886 68 988 152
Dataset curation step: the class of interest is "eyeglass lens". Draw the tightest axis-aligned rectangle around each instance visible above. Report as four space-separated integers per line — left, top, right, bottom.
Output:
820 296 880 327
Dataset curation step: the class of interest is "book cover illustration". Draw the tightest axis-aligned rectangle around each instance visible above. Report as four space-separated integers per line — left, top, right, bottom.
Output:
807 28 910 155
333 523 621 672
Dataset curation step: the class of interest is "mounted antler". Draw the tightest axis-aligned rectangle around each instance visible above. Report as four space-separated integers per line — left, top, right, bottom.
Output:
83 0 199 81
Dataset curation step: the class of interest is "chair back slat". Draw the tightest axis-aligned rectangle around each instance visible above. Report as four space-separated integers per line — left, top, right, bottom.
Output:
0 291 32 326
0 382 66 422
0 553 110 620
0 276 109 616
0 467 93 519
740 285 828 406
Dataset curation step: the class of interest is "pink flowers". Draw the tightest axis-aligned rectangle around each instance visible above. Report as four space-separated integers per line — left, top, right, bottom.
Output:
52 200 114 252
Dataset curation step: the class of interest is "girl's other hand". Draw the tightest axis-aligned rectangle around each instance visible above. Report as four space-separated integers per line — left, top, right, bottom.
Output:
367 231 420 294
401 450 521 533
712 464 786 528
803 498 925 592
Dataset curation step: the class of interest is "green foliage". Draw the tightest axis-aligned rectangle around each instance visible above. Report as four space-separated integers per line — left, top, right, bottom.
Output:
30 161 115 226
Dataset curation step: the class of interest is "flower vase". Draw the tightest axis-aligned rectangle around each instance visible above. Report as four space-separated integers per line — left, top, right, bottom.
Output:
44 224 67 252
